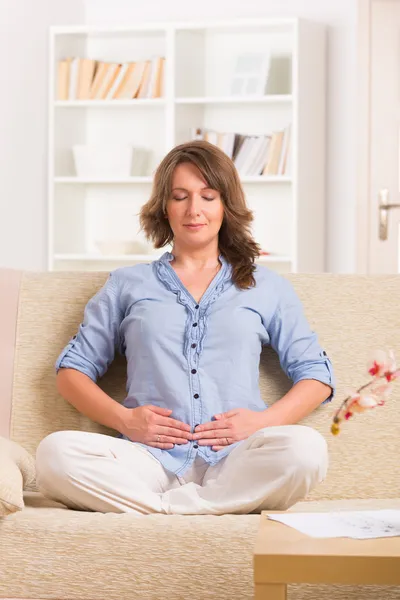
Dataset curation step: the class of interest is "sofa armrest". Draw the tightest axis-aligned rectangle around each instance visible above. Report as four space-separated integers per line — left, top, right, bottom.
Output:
0 436 36 517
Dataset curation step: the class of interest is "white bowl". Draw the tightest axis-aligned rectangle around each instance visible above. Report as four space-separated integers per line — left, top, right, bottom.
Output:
72 145 133 178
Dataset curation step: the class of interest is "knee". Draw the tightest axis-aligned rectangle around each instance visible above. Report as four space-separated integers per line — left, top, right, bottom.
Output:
36 431 78 492
284 426 328 482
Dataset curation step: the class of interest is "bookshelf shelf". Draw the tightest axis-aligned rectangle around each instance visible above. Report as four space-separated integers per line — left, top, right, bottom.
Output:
54 254 164 261
175 95 292 105
54 99 166 108
49 18 327 273
54 176 154 184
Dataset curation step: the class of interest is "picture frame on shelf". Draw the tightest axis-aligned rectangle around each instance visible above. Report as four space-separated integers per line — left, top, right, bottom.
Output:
230 53 271 97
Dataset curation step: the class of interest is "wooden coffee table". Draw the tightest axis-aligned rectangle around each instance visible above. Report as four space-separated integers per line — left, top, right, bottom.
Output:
254 510 400 599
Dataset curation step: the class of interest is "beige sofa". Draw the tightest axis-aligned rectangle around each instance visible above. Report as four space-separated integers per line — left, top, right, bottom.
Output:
1 268 399 600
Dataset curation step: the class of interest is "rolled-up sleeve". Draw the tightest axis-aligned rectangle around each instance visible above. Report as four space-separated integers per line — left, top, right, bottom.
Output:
267 277 335 403
55 272 123 382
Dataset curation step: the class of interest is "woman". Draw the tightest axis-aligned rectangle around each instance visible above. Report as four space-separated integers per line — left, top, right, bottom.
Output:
36 140 334 516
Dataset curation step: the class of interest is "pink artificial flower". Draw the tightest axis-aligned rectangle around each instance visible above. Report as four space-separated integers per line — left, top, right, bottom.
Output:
368 350 389 377
332 351 399 435
368 350 398 380
357 394 379 409
346 394 364 414
370 381 392 399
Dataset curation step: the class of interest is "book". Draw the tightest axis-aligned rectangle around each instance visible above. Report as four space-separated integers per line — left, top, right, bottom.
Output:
120 62 147 99
278 124 292 174
57 58 71 100
154 57 165 98
77 59 97 100
146 56 163 98
105 63 131 99
262 130 284 175
232 134 246 160
234 137 253 172
250 136 271 176
89 62 110 99
221 132 235 159
240 136 264 175
97 63 120 99
137 61 152 98
68 57 80 100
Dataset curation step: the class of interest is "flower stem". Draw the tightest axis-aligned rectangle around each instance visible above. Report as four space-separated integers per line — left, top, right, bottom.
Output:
333 378 376 421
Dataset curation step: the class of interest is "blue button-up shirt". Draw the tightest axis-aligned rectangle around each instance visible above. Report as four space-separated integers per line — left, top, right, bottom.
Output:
56 251 335 477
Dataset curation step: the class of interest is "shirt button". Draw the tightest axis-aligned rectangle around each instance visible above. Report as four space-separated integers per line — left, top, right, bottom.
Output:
191 369 197 374
193 444 199 449
193 322 198 327
194 393 199 399
195 305 199 309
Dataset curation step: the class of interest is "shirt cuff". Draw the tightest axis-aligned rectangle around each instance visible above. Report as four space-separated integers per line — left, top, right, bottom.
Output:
292 358 335 404
55 342 98 382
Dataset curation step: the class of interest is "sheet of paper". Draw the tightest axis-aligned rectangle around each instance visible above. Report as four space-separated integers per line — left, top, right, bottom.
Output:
266 510 400 539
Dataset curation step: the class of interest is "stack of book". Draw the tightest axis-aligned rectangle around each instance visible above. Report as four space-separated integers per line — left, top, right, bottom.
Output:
191 125 291 176
57 57 165 101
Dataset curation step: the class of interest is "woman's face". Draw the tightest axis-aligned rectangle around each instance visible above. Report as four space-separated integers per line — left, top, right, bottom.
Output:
165 162 224 250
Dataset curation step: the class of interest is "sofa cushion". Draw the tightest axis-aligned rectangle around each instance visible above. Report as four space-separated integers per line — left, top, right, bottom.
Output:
0 495 399 600
0 437 35 516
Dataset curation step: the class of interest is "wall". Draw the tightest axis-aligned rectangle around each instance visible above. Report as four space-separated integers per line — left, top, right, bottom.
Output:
85 0 358 274
0 0 84 270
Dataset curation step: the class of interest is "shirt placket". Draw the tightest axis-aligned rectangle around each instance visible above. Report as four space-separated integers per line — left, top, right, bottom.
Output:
189 302 202 449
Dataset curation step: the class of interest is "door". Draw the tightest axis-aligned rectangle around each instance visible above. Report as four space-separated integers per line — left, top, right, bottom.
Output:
359 0 400 273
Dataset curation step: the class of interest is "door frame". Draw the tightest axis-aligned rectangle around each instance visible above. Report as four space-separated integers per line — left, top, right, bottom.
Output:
356 0 372 273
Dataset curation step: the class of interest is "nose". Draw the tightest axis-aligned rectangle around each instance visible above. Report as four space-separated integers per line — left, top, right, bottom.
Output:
185 194 202 216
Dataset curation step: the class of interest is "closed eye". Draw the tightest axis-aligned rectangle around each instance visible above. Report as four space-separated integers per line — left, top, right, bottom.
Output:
172 196 215 201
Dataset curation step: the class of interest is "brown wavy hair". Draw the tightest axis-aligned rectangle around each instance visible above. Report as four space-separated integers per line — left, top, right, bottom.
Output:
139 140 261 289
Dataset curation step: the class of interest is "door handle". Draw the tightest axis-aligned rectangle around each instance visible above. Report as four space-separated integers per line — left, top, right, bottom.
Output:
378 189 400 240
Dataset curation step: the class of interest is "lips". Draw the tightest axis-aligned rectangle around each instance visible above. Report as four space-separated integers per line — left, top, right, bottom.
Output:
184 224 205 229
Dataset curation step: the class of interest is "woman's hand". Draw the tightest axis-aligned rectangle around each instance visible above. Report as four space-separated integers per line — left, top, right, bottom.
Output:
192 408 264 451
120 405 193 449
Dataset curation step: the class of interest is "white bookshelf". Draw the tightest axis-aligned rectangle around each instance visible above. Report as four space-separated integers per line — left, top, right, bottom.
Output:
48 18 326 273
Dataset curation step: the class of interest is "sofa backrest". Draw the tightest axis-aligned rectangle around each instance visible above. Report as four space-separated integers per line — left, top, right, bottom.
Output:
1 269 399 501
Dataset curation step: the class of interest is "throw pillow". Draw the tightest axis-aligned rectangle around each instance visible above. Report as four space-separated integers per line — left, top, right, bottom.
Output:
0 436 36 517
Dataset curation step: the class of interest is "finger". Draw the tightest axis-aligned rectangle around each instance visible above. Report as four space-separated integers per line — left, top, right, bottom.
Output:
147 442 175 449
164 438 189 444
159 417 192 432
154 435 190 445
197 437 231 446
193 428 231 440
212 446 224 451
147 434 189 447
194 421 229 433
158 426 193 439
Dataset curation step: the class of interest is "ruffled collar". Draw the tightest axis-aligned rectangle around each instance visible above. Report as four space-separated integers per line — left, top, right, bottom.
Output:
155 251 232 308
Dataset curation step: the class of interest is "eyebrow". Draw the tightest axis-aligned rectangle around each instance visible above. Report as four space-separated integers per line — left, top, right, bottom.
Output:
172 187 215 192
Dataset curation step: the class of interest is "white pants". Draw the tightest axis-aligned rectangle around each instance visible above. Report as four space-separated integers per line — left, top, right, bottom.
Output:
35 425 328 515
